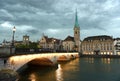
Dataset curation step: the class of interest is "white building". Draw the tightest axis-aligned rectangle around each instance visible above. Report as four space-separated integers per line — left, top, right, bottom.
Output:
62 36 75 52
114 38 120 55
81 35 114 55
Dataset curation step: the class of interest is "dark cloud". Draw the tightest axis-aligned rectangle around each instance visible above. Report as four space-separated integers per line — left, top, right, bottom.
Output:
0 0 120 42
26 28 39 34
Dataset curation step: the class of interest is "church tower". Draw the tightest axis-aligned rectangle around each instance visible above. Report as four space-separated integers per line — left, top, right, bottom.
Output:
23 34 30 45
74 9 80 51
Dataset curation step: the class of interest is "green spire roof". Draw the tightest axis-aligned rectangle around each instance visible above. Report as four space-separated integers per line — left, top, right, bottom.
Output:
74 9 79 28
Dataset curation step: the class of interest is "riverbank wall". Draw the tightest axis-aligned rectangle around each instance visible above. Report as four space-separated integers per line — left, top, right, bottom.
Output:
80 54 120 58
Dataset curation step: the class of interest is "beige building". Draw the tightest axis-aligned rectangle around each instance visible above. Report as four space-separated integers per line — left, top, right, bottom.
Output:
114 38 120 55
39 35 62 51
81 35 114 55
62 10 81 52
62 36 75 52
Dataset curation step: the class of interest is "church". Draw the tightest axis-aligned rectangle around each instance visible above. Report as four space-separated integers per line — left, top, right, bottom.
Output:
39 10 81 52
62 10 81 52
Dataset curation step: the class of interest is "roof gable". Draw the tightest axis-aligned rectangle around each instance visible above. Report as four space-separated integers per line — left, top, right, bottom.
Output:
64 36 74 42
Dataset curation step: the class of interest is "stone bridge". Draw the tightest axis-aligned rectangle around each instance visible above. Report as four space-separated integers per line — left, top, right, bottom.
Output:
0 53 79 72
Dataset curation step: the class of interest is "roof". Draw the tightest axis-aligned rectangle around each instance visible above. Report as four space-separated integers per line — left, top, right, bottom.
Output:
83 35 113 41
74 9 79 28
23 35 29 37
15 41 23 43
42 36 61 44
114 38 120 40
64 36 74 42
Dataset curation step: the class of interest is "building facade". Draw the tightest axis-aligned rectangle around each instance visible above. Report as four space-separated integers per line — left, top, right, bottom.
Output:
62 36 75 52
39 35 62 51
62 10 81 52
81 35 114 55
114 38 120 55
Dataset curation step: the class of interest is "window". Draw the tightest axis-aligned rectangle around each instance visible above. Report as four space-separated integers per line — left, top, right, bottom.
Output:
107 44 109 50
75 31 77 34
104 44 106 50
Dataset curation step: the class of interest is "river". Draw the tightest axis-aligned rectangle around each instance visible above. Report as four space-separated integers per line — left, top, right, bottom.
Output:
18 57 120 81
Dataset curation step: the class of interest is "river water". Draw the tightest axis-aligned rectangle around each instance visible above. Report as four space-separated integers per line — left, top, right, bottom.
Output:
18 57 120 81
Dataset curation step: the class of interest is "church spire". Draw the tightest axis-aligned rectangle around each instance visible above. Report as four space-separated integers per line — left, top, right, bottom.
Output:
74 9 79 28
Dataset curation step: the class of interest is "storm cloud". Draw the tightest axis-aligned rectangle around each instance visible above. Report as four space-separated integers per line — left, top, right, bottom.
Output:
0 0 120 42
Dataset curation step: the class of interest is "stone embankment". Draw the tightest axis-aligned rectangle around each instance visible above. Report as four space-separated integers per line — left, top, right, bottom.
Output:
0 69 19 81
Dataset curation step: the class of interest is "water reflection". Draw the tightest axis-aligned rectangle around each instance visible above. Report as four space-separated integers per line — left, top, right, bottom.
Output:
60 59 80 72
55 59 80 81
18 58 120 81
29 73 37 81
101 58 111 64
18 66 57 81
84 57 112 64
55 64 63 81
84 57 94 63
88 58 94 63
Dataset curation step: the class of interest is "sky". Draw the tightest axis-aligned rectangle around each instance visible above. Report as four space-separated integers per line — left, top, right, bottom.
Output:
0 0 120 43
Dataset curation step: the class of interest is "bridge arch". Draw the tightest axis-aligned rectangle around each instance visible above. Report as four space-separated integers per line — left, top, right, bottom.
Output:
28 57 55 66
57 55 69 62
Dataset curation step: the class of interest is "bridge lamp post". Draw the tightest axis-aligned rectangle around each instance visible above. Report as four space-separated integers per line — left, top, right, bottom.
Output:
10 26 16 54
12 26 16 47
54 39 56 52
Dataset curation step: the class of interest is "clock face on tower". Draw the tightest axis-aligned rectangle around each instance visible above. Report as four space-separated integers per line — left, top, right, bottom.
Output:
24 38 28 41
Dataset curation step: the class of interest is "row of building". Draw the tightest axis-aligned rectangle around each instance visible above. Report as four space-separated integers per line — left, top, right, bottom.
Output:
38 32 120 55
1 34 120 55
1 10 120 55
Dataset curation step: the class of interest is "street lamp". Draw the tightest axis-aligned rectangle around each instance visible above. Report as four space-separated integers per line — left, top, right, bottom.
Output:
54 39 56 52
12 26 16 47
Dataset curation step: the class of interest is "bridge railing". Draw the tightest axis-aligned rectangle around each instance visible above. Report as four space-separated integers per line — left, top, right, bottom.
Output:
0 47 78 58
15 48 77 54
